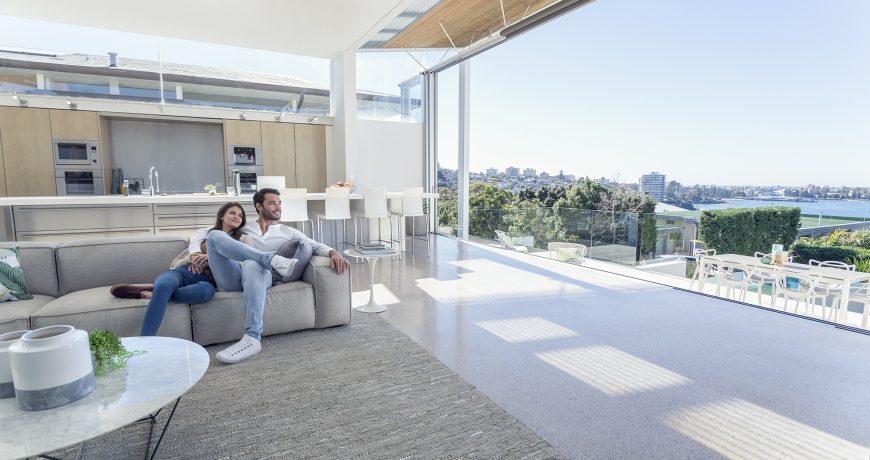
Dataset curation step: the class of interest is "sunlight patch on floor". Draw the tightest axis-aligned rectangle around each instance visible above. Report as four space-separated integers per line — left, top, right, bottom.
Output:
664 399 870 460
351 283 401 307
415 259 590 304
476 317 579 343
536 345 691 395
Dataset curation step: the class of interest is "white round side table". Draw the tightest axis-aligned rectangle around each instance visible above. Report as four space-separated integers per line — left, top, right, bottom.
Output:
344 248 396 313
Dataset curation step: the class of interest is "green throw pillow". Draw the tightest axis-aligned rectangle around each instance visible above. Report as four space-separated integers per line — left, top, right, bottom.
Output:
0 247 32 301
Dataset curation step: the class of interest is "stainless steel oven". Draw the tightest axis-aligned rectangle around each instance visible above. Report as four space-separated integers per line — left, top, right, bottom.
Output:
55 166 104 196
54 140 100 166
228 167 261 195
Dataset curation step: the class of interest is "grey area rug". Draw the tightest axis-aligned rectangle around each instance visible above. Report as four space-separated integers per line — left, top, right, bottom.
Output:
52 313 565 459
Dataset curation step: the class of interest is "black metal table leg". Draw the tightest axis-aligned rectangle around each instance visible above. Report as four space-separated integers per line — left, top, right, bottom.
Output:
144 397 182 460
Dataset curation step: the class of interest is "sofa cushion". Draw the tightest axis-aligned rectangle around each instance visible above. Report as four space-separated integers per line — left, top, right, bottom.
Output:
0 294 54 334
190 281 315 346
0 241 60 297
31 287 192 340
56 236 188 296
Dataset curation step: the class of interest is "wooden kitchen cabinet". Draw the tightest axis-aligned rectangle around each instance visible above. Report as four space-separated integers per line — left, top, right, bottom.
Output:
223 120 262 147
0 107 55 197
49 110 100 139
294 124 327 192
261 122 297 187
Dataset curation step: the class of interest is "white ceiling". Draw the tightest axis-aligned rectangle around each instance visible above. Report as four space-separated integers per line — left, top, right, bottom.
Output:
0 0 408 59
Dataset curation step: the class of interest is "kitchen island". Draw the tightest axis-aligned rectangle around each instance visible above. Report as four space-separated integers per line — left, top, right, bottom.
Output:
0 192 436 242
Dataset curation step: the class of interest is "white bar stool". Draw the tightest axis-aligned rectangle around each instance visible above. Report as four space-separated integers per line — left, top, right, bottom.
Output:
317 187 356 251
278 188 313 238
354 187 394 247
390 186 429 257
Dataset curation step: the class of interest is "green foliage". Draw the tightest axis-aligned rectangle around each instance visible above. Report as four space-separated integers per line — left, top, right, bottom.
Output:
436 187 458 235
468 182 514 239
791 240 870 267
506 202 562 248
698 207 801 255
516 186 566 208
813 229 870 249
849 257 870 273
554 179 607 210
89 329 142 376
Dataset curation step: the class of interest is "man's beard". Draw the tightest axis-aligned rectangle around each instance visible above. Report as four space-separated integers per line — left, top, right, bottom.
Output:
261 208 281 221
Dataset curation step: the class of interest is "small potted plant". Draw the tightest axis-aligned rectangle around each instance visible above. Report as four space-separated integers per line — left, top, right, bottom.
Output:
204 184 217 195
89 329 142 376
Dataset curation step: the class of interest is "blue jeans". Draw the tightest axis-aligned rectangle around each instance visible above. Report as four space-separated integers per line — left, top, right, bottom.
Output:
140 265 214 336
206 231 274 340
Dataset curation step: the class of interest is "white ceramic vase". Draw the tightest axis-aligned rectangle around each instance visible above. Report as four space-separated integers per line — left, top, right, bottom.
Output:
0 329 30 398
9 325 95 411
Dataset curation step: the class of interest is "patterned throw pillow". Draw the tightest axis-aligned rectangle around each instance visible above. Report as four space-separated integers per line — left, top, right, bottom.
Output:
0 247 33 301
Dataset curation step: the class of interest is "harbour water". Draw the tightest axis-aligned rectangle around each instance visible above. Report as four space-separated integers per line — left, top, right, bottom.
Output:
694 199 870 219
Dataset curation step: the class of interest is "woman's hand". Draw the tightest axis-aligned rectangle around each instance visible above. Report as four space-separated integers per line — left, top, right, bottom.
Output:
189 252 209 273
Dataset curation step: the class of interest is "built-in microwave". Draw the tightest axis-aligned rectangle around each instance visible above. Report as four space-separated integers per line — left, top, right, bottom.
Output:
227 145 262 166
54 140 100 167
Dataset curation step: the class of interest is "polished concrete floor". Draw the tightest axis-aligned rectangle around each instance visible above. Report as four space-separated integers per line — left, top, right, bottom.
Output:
347 236 870 459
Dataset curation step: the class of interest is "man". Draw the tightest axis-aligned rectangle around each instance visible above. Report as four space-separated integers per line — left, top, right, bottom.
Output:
191 188 349 364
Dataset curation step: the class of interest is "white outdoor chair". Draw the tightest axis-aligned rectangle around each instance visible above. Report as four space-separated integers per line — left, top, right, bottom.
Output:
714 261 748 301
744 252 786 307
688 248 717 291
548 242 587 264
776 271 824 316
278 188 313 238
851 283 870 329
495 230 528 253
317 187 356 251
390 187 430 257
808 259 855 320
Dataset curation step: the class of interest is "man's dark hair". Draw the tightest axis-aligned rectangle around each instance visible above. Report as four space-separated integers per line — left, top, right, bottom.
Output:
253 188 281 213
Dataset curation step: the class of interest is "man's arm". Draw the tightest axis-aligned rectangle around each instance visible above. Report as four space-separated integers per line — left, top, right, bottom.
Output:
284 225 348 274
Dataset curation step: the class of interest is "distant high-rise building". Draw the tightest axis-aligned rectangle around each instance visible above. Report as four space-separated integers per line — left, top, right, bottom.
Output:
540 172 550 178
506 166 520 178
486 167 498 177
640 172 666 201
523 168 536 178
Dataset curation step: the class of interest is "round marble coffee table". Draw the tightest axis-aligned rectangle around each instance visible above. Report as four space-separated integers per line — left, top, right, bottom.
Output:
0 336 209 460
344 248 397 313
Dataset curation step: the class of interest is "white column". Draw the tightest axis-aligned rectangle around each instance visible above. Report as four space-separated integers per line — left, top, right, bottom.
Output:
424 72 438 233
457 60 471 240
330 51 355 186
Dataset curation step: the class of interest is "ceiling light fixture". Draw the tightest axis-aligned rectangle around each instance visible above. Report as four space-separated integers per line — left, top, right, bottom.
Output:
12 93 27 107
66 97 78 110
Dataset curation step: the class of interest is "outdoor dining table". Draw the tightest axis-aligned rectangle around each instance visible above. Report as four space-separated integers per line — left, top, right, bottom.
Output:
697 254 870 323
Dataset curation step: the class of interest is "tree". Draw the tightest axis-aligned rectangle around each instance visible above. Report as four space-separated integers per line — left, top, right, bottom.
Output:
554 179 606 210
469 182 515 239
436 187 458 236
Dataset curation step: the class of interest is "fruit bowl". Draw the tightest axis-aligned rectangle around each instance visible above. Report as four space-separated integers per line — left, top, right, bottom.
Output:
331 182 355 193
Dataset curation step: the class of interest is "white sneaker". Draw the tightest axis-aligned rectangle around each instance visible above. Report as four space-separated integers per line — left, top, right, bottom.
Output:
270 255 297 280
216 335 262 364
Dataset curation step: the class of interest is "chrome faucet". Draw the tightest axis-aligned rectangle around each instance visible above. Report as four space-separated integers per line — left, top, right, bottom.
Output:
148 166 160 195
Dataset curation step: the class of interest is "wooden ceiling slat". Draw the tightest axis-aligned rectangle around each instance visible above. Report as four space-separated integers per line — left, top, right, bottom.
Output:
385 0 560 49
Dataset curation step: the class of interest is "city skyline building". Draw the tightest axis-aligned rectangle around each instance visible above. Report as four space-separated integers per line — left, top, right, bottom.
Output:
641 171 666 201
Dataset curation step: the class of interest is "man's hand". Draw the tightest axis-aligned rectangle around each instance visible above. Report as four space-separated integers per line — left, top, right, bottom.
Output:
329 250 349 274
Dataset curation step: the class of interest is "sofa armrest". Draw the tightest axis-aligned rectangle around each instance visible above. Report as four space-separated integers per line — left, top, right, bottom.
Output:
303 255 351 328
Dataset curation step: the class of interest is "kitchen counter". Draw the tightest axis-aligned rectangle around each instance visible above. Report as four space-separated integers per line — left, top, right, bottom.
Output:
0 191 436 207
0 191 437 242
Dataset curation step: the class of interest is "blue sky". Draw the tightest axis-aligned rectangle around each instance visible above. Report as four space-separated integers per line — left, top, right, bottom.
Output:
451 0 870 186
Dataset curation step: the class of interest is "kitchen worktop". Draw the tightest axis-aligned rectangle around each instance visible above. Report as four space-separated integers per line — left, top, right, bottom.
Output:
0 191 436 207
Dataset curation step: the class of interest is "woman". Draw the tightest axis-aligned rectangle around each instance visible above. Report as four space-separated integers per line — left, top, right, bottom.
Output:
111 202 247 336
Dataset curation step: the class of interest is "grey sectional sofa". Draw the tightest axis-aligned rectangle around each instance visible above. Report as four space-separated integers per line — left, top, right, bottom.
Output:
0 236 351 345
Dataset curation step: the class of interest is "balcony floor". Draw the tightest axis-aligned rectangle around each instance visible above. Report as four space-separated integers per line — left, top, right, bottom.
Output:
356 235 870 459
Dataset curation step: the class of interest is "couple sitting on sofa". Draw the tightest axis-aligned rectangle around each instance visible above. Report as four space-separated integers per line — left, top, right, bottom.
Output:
111 187 350 364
